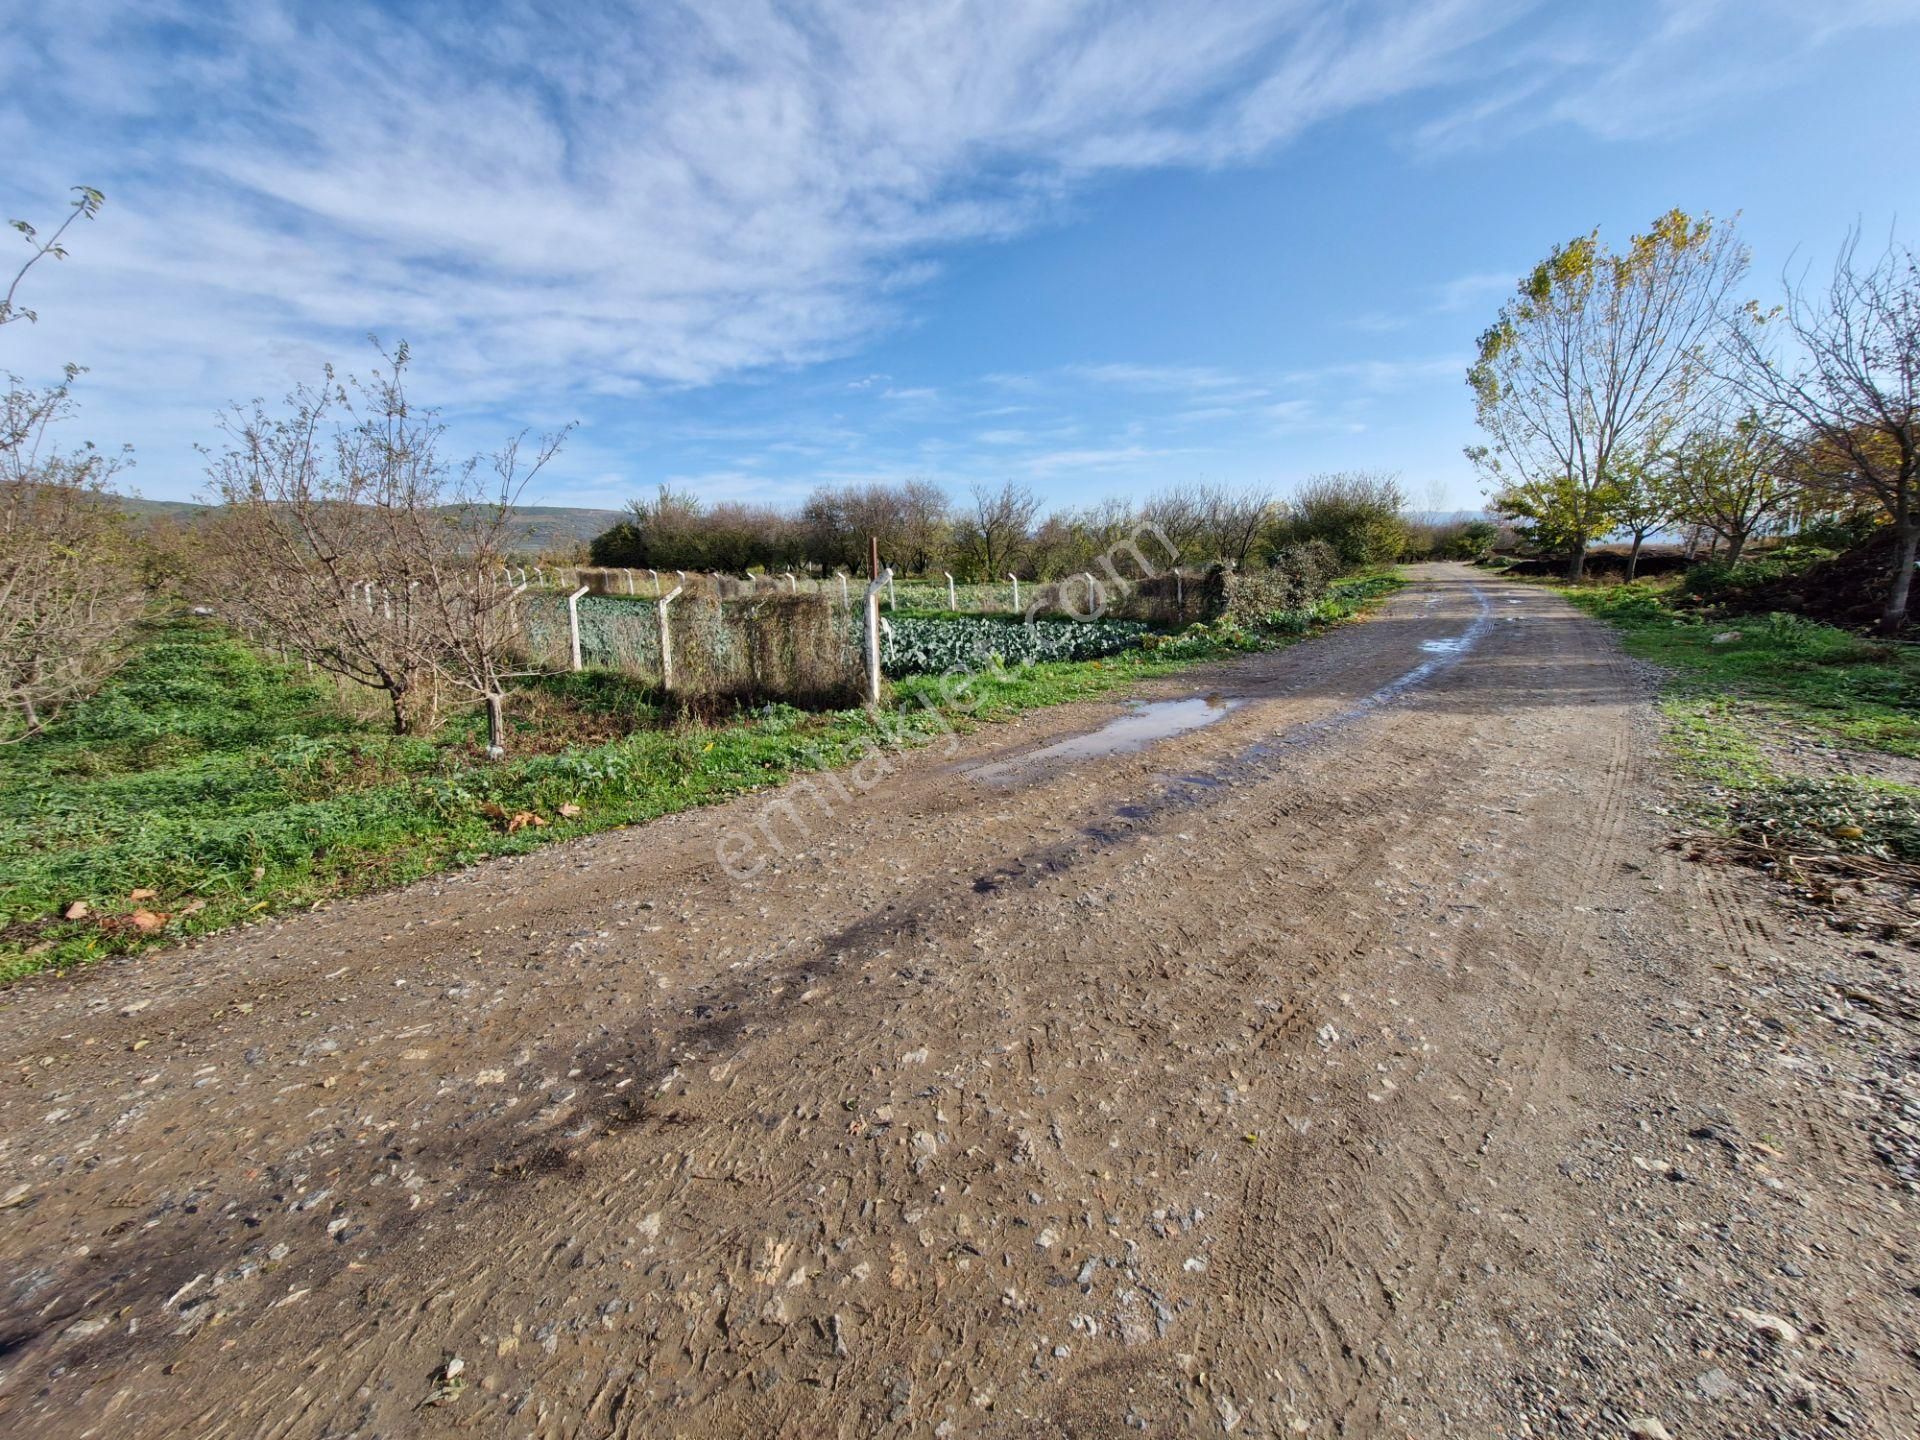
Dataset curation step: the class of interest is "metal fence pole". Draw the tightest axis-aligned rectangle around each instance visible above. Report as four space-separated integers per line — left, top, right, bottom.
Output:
944 572 956 611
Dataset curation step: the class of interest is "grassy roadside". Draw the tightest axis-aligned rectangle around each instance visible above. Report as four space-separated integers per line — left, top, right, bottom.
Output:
1560 580 1920 883
0 571 1402 981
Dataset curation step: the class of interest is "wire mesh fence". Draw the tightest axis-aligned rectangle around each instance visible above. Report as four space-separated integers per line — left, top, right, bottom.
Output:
519 591 865 710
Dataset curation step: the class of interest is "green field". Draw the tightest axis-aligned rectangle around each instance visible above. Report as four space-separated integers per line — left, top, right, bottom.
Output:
0 573 1401 980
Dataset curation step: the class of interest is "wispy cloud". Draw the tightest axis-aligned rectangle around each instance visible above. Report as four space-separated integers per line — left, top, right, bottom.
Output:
3 0 1912 506
3 2 1507 386
1415 0 1920 148
1022 444 1186 476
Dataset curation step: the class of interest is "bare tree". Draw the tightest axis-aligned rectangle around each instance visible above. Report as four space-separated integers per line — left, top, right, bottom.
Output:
0 372 143 736
1469 210 1748 579
1195 482 1281 567
208 346 570 748
958 480 1040 579
206 359 438 732
1726 231 1920 632
409 434 567 757
0 187 142 738
1139 484 1210 563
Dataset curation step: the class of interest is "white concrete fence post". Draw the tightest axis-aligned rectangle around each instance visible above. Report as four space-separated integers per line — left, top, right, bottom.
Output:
864 568 892 707
566 585 591 671
944 571 956 611
1006 573 1018 611
1082 572 1100 616
623 569 635 595
784 571 797 593
886 573 896 611
506 580 529 641
837 571 848 604
657 585 683 691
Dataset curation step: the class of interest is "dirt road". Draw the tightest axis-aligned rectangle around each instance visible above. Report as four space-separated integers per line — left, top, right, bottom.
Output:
2 564 1914 1438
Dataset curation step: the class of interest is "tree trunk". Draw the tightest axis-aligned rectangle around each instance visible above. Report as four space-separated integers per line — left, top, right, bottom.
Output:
1626 533 1644 581
1881 522 1919 637
1724 529 1748 567
1563 542 1587 582
485 692 507 759
388 685 411 736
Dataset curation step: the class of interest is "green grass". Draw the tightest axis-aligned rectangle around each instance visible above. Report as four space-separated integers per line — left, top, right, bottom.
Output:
1562 582 1920 758
1562 579 1920 864
0 573 1402 982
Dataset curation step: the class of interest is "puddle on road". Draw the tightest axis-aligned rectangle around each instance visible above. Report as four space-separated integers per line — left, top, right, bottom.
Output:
967 581 1496 896
967 694 1242 784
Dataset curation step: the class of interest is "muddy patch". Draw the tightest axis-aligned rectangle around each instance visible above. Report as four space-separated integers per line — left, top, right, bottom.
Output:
966 694 1242 784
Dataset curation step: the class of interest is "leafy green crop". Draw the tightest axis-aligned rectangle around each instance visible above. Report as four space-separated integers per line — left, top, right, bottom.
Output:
881 616 1148 675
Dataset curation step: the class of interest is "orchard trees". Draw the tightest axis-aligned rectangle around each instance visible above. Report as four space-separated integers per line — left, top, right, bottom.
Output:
0 186 145 739
206 345 568 752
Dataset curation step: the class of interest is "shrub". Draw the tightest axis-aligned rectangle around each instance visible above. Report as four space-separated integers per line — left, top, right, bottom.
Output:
1220 540 1341 622
1680 555 1806 603
1278 472 1408 568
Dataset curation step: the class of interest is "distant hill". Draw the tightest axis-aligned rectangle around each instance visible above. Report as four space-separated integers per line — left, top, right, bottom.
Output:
106 495 626 555
495 505 627 552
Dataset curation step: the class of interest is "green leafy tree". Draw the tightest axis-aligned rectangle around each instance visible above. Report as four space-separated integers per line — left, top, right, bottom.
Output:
1609 466 1680 581
1468 210 1748 579
1666 410 1792 567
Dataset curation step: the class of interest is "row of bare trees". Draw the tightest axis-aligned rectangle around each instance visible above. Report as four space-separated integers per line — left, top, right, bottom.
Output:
589 474 1363 583
0 187 147 739
203 345 567 754
1470 210 1920 631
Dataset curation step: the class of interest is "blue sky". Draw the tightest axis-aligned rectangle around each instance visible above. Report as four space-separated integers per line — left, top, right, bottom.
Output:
4 0 1918 514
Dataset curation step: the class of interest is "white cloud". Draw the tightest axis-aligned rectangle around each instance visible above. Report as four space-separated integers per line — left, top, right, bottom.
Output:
0 1 1520 481
1022 444 1185 476
4 0 1913 502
